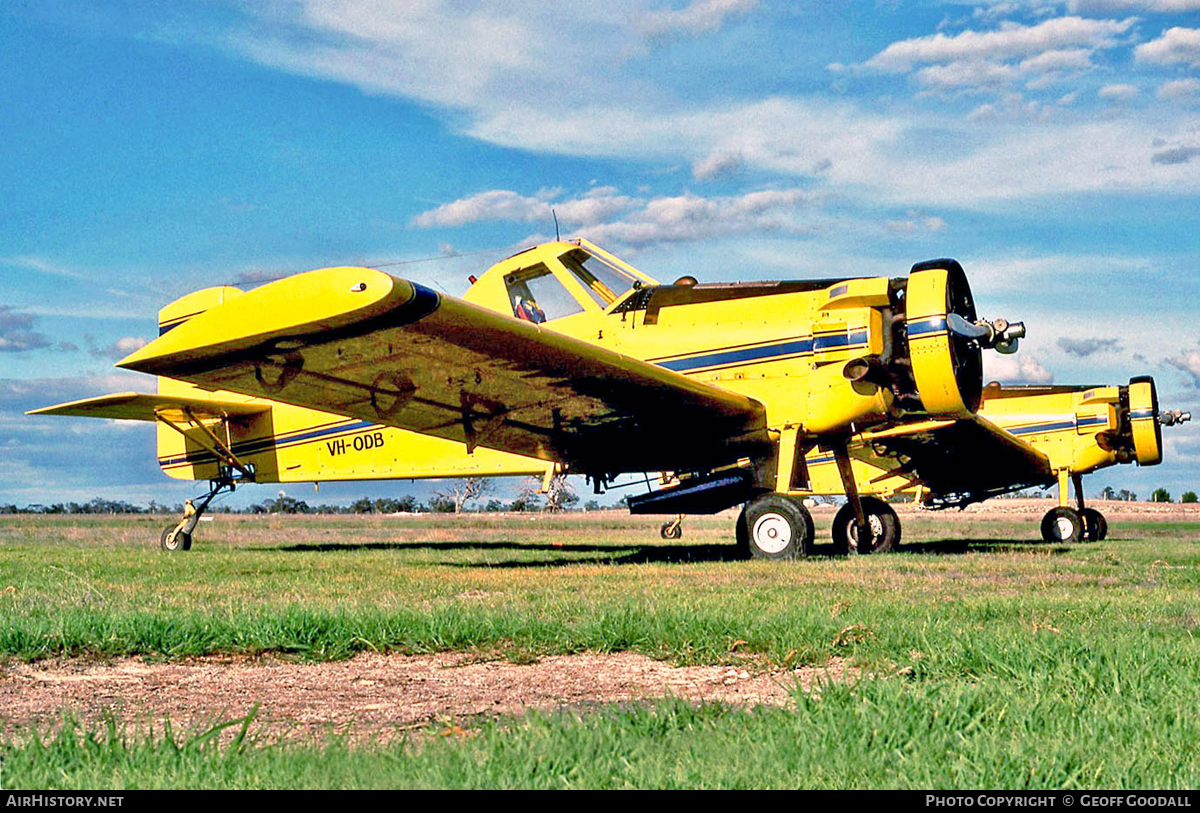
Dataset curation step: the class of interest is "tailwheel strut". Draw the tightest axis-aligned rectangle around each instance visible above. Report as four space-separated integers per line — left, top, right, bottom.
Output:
161 477 236 552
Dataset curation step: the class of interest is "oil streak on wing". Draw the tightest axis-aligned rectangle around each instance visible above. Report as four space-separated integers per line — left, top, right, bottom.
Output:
118 266 770 474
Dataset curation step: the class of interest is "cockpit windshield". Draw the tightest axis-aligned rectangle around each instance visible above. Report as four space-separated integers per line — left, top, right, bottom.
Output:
560 249 639 309
504 264 584 323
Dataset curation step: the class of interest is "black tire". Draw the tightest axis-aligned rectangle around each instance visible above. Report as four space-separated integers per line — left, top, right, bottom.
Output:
743 495 814 559
1080 508 1108 542
735 506 750 559
832 497 901 554
660 521 683 540
160 524 192 552
1041 507 1083 543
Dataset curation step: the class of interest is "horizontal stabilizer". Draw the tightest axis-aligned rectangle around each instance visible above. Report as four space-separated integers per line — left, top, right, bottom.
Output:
27 392 269 423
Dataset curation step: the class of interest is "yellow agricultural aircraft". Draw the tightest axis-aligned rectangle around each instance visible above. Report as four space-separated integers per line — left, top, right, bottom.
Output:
777 377 1189 550
28 239 1182 555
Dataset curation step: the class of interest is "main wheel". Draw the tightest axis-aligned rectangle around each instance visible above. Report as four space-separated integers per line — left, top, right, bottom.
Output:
832 497 901 554
660 520 683 540
1040 507 1083 543
1080 508 1108 542
742 495 814 559
160 524 192 552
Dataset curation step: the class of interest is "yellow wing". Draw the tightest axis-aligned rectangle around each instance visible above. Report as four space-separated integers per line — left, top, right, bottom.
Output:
118 267 769 475
854 415 1053 507
27 392 269 422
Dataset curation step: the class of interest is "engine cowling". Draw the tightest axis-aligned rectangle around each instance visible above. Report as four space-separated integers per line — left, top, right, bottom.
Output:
904 260 983 417
1128 376 1162 466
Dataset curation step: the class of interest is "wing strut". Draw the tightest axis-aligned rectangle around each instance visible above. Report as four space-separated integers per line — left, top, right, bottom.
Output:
156 408 254 479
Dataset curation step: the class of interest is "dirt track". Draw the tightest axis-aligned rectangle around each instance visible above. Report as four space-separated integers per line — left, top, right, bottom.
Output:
1 652 858 741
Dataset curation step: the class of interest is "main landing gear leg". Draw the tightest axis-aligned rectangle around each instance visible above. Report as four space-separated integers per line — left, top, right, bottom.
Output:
1040 470 1086 543
1072 472 1108 542
161 478 234 552
829 439 900 554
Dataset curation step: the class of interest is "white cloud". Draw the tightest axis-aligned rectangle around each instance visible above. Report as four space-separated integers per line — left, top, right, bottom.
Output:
885 212 947 233
412 190 553 228
1158 78 1200 103
414 187 814 249
413 188 639 230
217 4 1200 208
915 60 1019 92
1098 83 1139 102
637 0 758 38
1069 0 1200 11
1057 336 1122 357
1168 348 1200 387
1 256 88 281
983 352 1054 384
0 307 51 353
1019 48 1095 74
1151 143 1200 164
864 16 1134 73
1135 27 1200 68
692 151 745 180
231 1 651 114
860 16 1136 97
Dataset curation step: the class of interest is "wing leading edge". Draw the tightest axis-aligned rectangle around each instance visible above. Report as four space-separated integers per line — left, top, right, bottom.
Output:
118 266 770 475
27 392 269 423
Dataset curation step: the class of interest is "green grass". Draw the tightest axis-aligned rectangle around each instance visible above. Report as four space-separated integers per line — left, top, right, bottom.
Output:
8 671 1200 789
3 508 1200 787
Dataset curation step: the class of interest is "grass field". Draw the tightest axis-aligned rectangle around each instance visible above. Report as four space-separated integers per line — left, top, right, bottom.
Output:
3 505 1200 788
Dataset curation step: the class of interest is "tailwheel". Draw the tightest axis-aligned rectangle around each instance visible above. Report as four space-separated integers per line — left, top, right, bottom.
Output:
157 477 236 552
660 515 684 540
741 494 814 560
832 496 901 554
1040 507 1084 543
1080 508 1108 542
160 524 192 552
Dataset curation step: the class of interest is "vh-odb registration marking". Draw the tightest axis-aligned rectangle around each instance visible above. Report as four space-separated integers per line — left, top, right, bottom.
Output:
327 431 386 456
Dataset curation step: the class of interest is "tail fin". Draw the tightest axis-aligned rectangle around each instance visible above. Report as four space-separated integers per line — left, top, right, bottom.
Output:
157 286 243 336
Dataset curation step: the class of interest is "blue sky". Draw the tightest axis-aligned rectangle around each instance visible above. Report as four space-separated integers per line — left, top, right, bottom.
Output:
3 0 1200 508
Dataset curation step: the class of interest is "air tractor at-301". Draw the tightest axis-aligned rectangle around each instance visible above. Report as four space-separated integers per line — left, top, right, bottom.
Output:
30 240 1183 555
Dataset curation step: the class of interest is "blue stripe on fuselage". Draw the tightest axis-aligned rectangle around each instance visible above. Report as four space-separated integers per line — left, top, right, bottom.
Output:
655 338 815 372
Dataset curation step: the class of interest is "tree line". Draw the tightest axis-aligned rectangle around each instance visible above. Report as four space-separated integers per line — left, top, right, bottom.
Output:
1 476 600 515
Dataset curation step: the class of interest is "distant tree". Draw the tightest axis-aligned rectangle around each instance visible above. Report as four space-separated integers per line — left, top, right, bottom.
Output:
1117 489 1136 502
1181 491 1198 504
435 478 491 513
583 500 601 512
1101 486 1116 501
510 479 544 512
427 494 457 513
484 499 506 512
543 474 578 513
1152 488 1172 504
259 491 311 513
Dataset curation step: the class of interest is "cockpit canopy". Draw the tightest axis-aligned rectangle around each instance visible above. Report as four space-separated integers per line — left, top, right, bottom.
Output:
464 240 657 323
